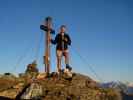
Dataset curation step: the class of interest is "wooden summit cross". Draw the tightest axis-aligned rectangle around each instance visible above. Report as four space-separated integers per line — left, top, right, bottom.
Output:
40 17 55 74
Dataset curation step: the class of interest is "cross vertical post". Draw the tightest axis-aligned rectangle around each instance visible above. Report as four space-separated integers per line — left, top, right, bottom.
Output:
40 17 55 74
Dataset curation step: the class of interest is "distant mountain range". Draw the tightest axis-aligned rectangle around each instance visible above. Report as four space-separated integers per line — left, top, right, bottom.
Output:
127 86 133 94
99 81 133 94
99 81 133 100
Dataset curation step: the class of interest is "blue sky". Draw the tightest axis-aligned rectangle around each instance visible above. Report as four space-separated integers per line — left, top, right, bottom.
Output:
0 0 132 82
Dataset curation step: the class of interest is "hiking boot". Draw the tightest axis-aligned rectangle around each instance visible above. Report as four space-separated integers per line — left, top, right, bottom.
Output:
66 64 72 71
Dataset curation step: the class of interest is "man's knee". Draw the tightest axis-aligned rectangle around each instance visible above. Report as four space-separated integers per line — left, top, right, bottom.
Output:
63 50 69 57
56 50 62 57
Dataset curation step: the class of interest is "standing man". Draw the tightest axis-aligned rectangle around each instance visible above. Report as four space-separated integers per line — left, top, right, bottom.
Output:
51 25 72 74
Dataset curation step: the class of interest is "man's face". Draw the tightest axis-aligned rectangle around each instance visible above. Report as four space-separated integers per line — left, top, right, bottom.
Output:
60 27 66 33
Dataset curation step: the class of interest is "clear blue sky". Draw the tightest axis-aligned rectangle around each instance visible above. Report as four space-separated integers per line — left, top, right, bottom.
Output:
0 0 132 82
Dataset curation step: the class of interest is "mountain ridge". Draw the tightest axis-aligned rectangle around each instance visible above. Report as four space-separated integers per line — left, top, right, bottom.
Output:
0 71 122 100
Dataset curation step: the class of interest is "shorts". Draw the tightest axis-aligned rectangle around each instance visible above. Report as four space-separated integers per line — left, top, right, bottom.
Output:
56 49 69 58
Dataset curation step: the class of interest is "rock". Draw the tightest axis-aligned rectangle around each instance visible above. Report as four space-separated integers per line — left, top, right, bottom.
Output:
37 73 47 79
25 61 38 74
1 73 17 81
20 82 43 99
0 96 13 100
0 77 17 92
0 74 3 78
71 73 97 88
64 68 73 78
0 72 122 100
22 61 39 79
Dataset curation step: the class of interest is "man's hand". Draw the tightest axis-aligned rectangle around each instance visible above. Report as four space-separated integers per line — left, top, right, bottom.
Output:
64 37 68 42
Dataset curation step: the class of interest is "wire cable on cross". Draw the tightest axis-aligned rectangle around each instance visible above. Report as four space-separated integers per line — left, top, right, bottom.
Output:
71 45 103 82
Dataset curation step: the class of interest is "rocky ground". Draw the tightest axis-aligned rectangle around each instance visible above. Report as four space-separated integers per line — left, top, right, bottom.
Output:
0 72 122 100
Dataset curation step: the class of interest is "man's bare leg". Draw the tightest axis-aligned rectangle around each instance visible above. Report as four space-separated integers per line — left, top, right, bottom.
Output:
64 51 69 66
56 50 62 74
57 57 61 73
64 50 72 71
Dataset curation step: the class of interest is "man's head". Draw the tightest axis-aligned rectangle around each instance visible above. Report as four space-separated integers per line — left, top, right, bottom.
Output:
60 25 66 33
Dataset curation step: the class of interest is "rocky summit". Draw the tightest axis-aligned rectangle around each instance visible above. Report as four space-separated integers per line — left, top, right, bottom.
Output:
0 71 122 100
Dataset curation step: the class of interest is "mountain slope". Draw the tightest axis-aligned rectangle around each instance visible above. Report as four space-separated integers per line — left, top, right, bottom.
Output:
0 72 122 100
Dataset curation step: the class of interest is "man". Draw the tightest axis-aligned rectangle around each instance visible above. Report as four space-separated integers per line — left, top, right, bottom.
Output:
51 25 72 74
